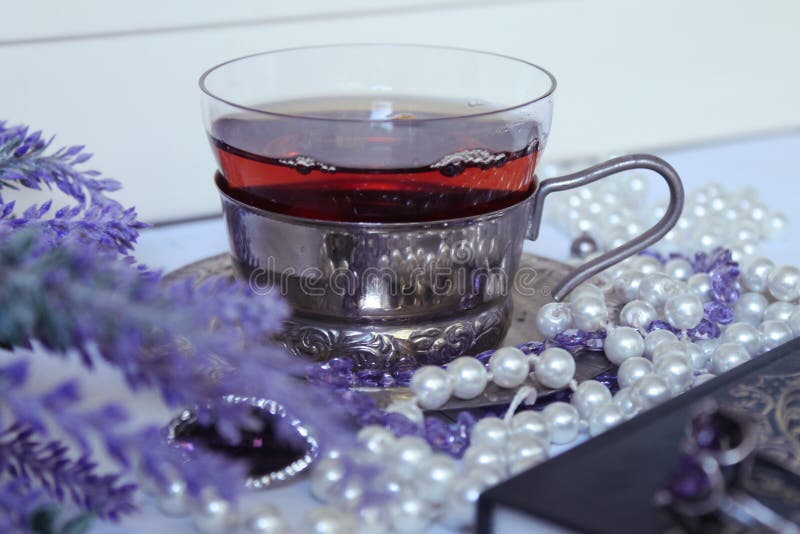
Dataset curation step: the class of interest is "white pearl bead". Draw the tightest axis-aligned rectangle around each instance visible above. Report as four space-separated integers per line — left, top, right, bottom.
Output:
535 302 574 338
409 365 453 409
604 326 645 364
570 380 612 419
617 357 654 388
357 507 389 534
416 454 458 504
244 504 292 534
767 265 800 301
192 489 238 534
759 320 794 351
654 353 693 394
567 283 604 302
462 443 506 474
722 322 762 356
764 301 797 322
156 478 190 517
643 329 678 360
613 387 637 417
638 273 683 308
741 257 774 292
441 475 485 529
310 456 346 502
534 347 576 389
543 402 580 444
683 340 711 371
393 436 431 479
631 255 663 275
470 417 509 449
385 400 424 425
588 402 624 436
734 292 769 325
304 506 358 534
335 477 365 510
631 374 671 410
357 425 396 459
446 357 488 400
466 465 505 487
764 211 788 239
570 296 608 331
789 308 800 336
506 434 548 475
664 293 704 331
711 342 751 374
488 347 530 388
618 300 657 331
664 258 693 281
509 410 551 443
651 340 688 364
687 273 712 302
694 337 721 357
388 495 432 533
613 270 644 302
694 373 716 386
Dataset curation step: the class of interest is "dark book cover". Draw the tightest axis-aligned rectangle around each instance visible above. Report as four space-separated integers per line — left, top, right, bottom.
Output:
478 338 800 533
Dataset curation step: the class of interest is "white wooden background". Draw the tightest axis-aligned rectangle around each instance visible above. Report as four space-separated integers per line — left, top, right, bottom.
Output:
2 0 799 222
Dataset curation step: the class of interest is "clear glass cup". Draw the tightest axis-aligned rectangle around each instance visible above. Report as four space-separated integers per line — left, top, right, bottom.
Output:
200 44 555 223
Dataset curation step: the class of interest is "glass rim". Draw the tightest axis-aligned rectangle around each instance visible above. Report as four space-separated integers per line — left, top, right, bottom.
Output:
199 43 557 123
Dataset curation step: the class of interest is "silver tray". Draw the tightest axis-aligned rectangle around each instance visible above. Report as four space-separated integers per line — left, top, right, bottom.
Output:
166 251 618 410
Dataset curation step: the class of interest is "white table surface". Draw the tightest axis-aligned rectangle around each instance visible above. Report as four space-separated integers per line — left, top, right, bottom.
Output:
28 131 800 533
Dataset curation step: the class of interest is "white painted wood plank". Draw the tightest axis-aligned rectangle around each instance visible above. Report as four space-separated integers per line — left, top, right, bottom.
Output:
0 0 509 43
1 0 798 222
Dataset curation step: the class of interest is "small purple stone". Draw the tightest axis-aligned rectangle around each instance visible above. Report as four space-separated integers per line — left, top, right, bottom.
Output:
703 301 734 325
688 319 721 340
516 341 545 355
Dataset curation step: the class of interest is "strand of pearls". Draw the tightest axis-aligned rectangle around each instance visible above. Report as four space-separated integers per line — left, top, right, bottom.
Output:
161 179 798 533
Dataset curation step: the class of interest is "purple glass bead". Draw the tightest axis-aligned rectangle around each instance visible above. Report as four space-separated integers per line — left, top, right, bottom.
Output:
703 301 734 325
709 266 740 304
552 329 589 350
668 453 712 502
688 319 721 340
516 341 545 355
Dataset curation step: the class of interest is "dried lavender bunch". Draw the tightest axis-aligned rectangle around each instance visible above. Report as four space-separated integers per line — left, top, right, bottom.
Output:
0 123 354 529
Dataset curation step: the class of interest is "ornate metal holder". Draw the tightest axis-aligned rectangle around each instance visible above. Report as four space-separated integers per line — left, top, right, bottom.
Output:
216 154 683 371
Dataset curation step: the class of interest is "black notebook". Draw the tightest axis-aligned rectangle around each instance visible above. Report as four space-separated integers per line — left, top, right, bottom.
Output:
478 338 800 534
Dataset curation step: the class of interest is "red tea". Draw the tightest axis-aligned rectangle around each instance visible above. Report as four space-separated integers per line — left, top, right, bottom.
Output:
211 97 541 223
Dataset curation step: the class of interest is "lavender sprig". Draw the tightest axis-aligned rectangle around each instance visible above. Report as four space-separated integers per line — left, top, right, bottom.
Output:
0 122 146 254
0 425 136 520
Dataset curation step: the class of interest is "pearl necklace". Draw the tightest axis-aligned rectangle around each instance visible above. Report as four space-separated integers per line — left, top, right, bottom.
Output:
177 180 799 533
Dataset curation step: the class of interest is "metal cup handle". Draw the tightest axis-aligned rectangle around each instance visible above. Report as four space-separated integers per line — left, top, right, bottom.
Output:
528 154 685 301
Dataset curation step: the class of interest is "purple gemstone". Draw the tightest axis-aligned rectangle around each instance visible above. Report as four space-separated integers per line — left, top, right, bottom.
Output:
688 319 721 340
552 329 588 349
516 341 545 355
669 453 712 501
703 301 734 324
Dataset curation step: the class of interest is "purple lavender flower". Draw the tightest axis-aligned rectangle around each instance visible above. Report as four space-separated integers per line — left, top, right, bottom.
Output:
0 122 147 254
